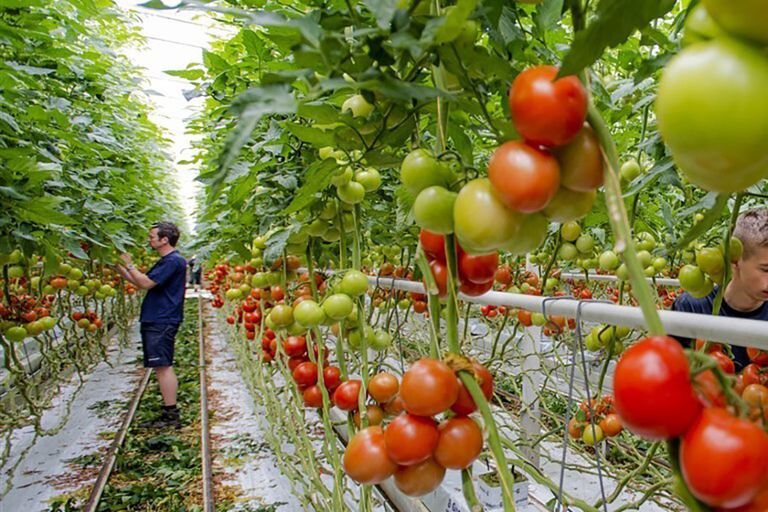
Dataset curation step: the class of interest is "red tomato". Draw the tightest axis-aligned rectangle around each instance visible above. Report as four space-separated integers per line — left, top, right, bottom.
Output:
681 408 768 509
400 359 459 416
368 372 399 403
517 310 533 327
413 300 427 314
714 485 768 512
747 347 768 367
711 350 736 374
394 458 446 497
509 65 587 147
385 413 439 466
292 361 318 388
459 278 493 297
322 366 342 391
353 404 385 428
459 251 499 284
428 259 448 299
487 141 560 213
333 380 362 411
494 265 512 286
451 361 494 415
434 416 483 469
283 336 307 358
343 426 398 484
599 414 623 437
303 385 323 408
613 336 702 440
420 229 446 262
270 285 285 302
694 369 728 408
553 124 604 191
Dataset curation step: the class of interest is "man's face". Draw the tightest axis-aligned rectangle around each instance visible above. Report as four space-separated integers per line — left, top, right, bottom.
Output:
148 228 167 251
733 245 768 303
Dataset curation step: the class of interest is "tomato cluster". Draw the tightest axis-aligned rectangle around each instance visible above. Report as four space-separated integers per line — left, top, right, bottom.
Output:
342 358 493 496
421 229 498 298
568 395 623 445
614 336 768 509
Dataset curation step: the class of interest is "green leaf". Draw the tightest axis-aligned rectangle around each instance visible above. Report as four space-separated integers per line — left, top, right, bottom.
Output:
284 122 336 147
19 197 75 225
283 159 337 215
363 0 398 29
675 194 729 250
264 227 298 266
535 0 564 34
559 0 675 77
164 69 205 80
203 50 230 73
138 0 182 9
297 103 339 124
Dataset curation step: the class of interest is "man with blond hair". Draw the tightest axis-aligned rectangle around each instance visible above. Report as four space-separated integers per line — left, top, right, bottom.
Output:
673 207 768 369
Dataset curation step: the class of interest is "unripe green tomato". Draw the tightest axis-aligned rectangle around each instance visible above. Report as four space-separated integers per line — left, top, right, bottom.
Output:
543 188 596 223
252 273 269 288
341 94 374 118
599 251 620 271
558 243 578 261
337 181 365 205
531 312 546 326
68 268 84 280
355 168 381 192
226 288 242 301
287 322 307 336
239 284 251 295
251 246 262 258
294 300 326 327
7 266 24 279
682 250 695 264
503 213 549 256
616 263 629 281
653 257 668 272
544 277 558 291
58 262 72 275
729 237 743 262
251 257 263 267
592 325 614 346
619 160 641 182
253 236 268 249
679 264 706 292
362 257 373 268
308 219 329 237
26 320 45 337
398 299 410 310
370 330 392 351
99 284 113 295
400 149 448 195
690 276 715 298
5 326 28 342
347 326 374 350
637 250 653 268
76 286 90 296
340 270 369 296
644 265 656 277
585 333 601 352
413 186 457 234
695 246 724 276
322 227 341 242
615 325 631 339
682 3 725 46
266 272 281 286
693 212 705 223
322 294 354 320
43 285 55 295
319 146 335 160
702 0 768 45
320 201 338 220
582 425 604 445
575 234 594 254
40 316 56 330
30 276 41 289
560 221 581 242
331 167 353 187
8 249 22 264
269 304 294 328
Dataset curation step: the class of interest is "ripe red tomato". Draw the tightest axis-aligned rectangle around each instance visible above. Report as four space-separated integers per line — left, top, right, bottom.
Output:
459 251 499 284
599 414 623 437
434 416 483 469
451 361 494 415
694 369 727 408
393 458 446 497
420 229 445 262
333 380 362 411
292 361 318 388
343 426 398 484
427 259 448 299
353 404 385 428
283 336 307 358
613 336 702 440
714 485 768 512
385 413 439 466
487 141 560 213
710 350 735 374
303 385 323 408
322 366 342 391
747 347 768 367
681 408 768 509
494 265 512 286
400 358 459 416
517 309 533 327
509 65 587 147
553 124 604 191
459 278 493 297
368 372 399 403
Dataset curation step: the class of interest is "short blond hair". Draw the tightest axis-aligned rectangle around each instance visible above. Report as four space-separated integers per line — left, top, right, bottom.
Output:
733 208 768 259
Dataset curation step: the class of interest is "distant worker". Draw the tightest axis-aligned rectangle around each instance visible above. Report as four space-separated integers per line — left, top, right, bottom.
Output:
188 254 202 292
116 221 187 428
672 207 768 369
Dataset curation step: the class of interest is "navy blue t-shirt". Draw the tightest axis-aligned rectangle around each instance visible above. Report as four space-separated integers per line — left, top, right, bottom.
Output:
672 286 768 370
140 250 187 324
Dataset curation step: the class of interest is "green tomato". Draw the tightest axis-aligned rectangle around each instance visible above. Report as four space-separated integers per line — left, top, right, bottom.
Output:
269 304 294 328
320 201 338 220
7 266 24 279
370 330 392 351
502 213 549 255
397 299 410 310
253 236 268 249
331 167 353 187
644 265 657 277
355 168 381 192
729 237 744 262
400 149 448 195
347 326 374 350
308 219 329 237
337 181 365 204
40 316 56 330
5 326 27 342
636 232 656 251
695 247 724 276
413 186 457 234
322 227 341 242
682 250 695 264
319 146 335 159
26 320 45 337
582 425 604 446
7 249 22 264
679 264 706 292
454 178 521 254
585 333 602 352
531 312 546 326
616 263 629 281
702 0 768 45
599 250 620 271
340 270 369 296
560 221 581 242
575 234 594 254
690 276 715 298
226 288 243 301
252 273 269 288
543 188 595 223
323 294 354 320
656 38 768 193
614 325 631 339
342 94 374 118
619 160 642 182
637 250 653 268
76 286 90 297
544 277 558 291
682 3 725 46
558 243 578 261
68 268 84 280
68 279 81 291
653 257 668 272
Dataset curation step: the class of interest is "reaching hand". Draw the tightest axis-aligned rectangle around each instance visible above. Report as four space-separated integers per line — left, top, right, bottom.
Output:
120 253 132 265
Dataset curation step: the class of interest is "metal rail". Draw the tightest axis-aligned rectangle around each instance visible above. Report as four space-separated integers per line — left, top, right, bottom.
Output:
199 296 215 512
367 275 768 347
83 368 151 512
559 271 681 287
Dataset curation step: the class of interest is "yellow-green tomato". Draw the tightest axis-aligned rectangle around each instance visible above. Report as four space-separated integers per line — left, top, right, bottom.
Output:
453 178 521 254
413 186 457 234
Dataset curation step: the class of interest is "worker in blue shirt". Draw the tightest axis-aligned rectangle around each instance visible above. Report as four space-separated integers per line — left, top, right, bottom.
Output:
673 207 768 370
116 222 187 428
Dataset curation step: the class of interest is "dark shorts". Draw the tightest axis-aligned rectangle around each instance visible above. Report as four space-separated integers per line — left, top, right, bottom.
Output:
140 323 180 368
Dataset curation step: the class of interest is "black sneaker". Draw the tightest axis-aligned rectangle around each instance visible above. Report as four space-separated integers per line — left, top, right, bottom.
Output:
140 408 181 429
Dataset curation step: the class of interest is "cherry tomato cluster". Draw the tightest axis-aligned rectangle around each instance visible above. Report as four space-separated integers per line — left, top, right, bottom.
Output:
421 229 499 298
568 395 623 446
613 336 768 509
342 358 493 497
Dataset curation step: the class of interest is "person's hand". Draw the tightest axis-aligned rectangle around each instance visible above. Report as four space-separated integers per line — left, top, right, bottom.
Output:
120 253 132 265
